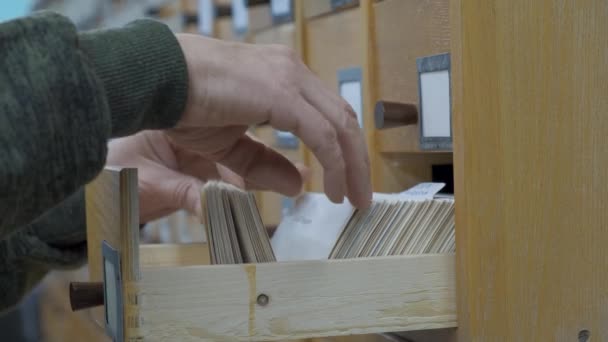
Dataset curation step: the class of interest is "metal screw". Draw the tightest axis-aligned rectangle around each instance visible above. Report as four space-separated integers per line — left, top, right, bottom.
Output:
256 294 269 306
578 330 590 342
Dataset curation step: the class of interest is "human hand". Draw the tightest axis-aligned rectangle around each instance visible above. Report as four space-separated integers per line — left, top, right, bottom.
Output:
169 34 372 209
107 131 309 223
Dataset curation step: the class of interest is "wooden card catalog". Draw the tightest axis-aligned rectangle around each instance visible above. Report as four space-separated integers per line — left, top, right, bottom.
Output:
84 168 456 341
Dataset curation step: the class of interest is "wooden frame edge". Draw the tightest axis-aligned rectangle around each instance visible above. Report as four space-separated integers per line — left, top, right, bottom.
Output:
138 253 457 340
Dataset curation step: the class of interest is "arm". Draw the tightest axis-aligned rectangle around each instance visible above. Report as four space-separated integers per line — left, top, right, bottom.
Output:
0 12 188 310
1 9 372 312
0 11 188 238
0 190 86 310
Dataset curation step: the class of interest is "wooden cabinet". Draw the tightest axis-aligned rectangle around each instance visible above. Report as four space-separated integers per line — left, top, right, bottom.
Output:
252 125 301 227
368 0 452 193
298 0 453 193
373 0 449 154
305 6 363 192
452 0 608 340
251 21 296 48
249 21 299 227
43 1 608 341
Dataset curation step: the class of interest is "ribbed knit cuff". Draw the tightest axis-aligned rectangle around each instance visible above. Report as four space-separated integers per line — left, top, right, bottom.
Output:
0 189 88 273
0 227 86 310
78 19 189 137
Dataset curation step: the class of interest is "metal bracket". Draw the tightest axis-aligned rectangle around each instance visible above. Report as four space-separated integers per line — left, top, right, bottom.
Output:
417 52 452 151
102 241 123 342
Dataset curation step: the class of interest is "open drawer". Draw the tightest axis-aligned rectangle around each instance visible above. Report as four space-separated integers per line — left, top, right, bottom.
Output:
83 168 456 341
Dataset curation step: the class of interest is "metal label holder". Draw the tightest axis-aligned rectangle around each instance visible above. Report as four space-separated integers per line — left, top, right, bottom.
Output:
271 0 293 25
337 66 364 128
102 241 123 342
331 0 359 11
417 52 453 151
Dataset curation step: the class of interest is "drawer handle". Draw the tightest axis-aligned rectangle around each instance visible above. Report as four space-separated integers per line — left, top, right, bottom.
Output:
374 101 418 129
69 281 104 311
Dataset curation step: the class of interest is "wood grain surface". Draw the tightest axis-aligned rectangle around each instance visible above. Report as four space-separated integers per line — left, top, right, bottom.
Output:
139 254 456 341
452 0 608 340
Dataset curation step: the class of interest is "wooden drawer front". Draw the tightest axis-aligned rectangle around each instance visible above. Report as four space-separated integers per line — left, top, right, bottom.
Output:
139 254 456 341
306 7 362 193
374 0 450 153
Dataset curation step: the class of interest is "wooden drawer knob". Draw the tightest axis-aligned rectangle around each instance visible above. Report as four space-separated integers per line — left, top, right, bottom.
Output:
69 282 104 311
374 101 418 129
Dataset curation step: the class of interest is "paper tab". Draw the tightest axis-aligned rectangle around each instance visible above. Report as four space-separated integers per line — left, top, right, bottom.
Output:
340 81 363 127
232 0 248 34
271 0 291 17
198 0 214 36
271 193 354 261
400 182 446 200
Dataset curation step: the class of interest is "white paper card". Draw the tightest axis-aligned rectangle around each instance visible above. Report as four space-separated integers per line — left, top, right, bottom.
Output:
399 182 445 199
271 193 355 261
198 0 214 36
276 130 296 140
232 0 248 33
340 81 363 127
369 182 445 202
420 70 451 137
271 0 290 16
271 183 446 261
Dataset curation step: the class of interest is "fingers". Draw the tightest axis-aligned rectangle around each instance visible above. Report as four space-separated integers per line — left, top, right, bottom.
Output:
270 97 347 203
216 163 247 189
171 133 309 196
155 168 205 219
301 75 372 208
172 146 223 180
213 134 304 197
217 160 311 194
171 143 265 193
294 162 312 185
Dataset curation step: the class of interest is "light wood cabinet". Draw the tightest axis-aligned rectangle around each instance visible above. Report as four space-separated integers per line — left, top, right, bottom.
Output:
41 1 608 341
305 6 363 192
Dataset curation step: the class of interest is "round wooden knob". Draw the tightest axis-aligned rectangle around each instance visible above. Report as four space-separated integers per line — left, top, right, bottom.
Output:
69 282 104 311
374 101 418 129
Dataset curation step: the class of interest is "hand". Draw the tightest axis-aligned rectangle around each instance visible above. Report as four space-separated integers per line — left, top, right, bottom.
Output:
170 34 372 209
107 131 309 223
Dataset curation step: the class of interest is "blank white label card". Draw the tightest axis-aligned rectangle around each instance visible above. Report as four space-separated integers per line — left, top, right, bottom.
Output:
198 0 214 36
271 0 290 17
420 70 450 137
340 81 363 127
232 0 248 33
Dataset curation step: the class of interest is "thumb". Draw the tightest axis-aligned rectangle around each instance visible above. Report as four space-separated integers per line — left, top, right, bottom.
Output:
156 168 204 219
213 134 303 197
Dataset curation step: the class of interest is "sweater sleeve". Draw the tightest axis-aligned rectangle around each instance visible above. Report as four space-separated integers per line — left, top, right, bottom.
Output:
0 190 87 311
0 11 188 310
0 11 188 238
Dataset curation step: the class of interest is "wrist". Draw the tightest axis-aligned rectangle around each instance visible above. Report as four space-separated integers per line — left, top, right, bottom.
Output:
175 33 209 128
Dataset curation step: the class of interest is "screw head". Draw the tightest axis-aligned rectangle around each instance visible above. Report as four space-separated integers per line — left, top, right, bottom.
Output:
256 294 269 306
578 330 590 342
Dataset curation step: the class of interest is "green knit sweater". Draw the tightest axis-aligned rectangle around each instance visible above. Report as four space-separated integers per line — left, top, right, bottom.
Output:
0 11 188 311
